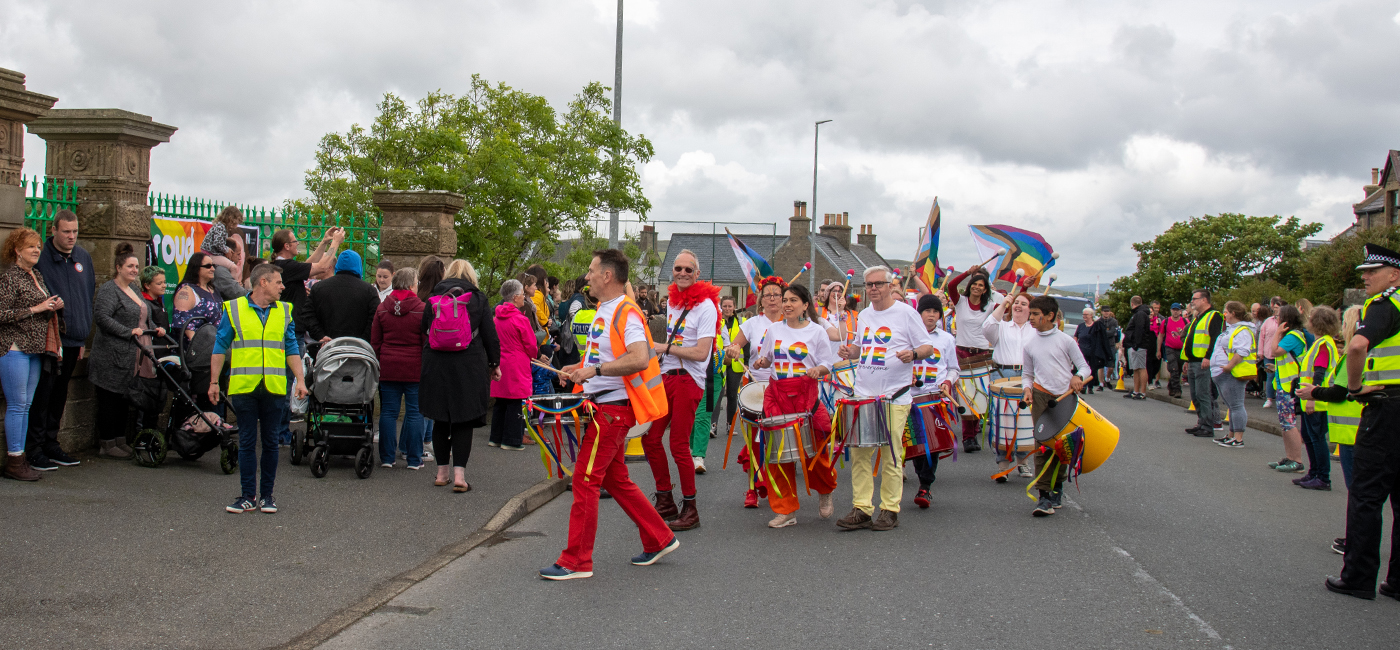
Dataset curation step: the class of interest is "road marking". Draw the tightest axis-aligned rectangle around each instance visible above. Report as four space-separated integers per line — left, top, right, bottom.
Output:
1112 546 1233 649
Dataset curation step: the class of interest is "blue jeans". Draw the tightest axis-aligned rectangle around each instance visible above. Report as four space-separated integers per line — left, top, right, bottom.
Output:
278 392 292 446
231 385 284 499
378 381 423 465
1 350 41 454
422 419 434 448
1299 410 1330 483
1262 367 1276 400
1339 444 1354 489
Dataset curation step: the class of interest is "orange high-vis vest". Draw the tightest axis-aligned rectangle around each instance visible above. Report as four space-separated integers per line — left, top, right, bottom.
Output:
610 296 668 423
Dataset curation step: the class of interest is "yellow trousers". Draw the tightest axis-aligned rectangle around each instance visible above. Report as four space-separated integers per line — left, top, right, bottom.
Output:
849 403 911 515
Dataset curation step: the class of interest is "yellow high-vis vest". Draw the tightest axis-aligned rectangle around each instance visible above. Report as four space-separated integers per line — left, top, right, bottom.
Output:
1299 334 1337 412
1324 351 1361 445
224 296 292 395
1361 291 1400 386
1226 323 1258 380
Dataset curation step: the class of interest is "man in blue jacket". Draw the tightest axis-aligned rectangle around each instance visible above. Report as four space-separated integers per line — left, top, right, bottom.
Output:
27 210 95 471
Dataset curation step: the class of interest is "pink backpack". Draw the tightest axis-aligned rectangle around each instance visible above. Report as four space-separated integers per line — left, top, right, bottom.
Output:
428 290 475 351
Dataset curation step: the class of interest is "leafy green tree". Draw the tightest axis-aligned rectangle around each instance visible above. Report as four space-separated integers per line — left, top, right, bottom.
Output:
545 227 646 287
1102 213 1320 314
299 75 654 290
1298 225 1400 307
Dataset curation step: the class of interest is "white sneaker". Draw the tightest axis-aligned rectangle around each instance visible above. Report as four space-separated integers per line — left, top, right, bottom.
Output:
693 457 706 474
380 462 393 469
819 493 834 518
1261 399 1273 408
768 512 798 528
1018 465 1035 478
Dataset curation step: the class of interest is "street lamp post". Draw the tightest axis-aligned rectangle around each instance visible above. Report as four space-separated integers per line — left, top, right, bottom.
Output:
608 0 624 250
810 119 832 276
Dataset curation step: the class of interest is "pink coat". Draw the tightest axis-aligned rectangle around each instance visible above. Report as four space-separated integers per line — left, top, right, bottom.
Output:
491 302 538 399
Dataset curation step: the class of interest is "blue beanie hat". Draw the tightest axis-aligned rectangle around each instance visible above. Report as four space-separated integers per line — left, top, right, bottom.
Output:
334 250 362 277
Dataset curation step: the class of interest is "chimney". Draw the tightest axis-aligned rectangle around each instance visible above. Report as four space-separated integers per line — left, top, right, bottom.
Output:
1366 167 1382 198
857 223 877 252
640 224 657 252
789 200 810 239
819 210 853 249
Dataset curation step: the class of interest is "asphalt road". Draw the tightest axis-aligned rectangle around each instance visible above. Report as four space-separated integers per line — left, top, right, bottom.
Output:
0 426 545 650
322 392 1398 650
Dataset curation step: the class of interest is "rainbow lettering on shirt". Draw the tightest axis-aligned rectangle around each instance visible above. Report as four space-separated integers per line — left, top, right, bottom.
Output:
773 361 807 379
857 326 888 367
668 313 687 346
584 341 602 365
589 317 606 340
873 327 893 344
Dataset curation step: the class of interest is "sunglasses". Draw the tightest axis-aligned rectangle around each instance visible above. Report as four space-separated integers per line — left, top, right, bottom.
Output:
199 264 216 269
674 265 695 273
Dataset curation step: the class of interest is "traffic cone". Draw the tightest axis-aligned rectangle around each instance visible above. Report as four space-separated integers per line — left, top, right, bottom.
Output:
1188 400 1196 412
1115 374 1126 391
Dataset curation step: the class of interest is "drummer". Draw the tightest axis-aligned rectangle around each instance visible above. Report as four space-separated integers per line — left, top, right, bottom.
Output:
750 284 841 527
1021 295 1092 517
836 266 937 531
946 266 1005 450
723 275 786 508
983 290 1036 479
907 294 959 509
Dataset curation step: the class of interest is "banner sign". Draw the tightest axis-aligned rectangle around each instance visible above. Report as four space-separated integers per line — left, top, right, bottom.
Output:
147 216 259 306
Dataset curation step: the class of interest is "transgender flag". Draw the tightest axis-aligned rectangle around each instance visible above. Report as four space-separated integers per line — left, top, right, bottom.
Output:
727 228 774 293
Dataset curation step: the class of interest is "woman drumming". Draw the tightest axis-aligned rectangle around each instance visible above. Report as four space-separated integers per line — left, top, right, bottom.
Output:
750 284 839 527
982 291 1036 478
722 276 786 509
945 266 1003 451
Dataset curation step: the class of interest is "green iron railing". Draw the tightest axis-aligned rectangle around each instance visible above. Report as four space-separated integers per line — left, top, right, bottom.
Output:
22 176 80 237
147 192 381 266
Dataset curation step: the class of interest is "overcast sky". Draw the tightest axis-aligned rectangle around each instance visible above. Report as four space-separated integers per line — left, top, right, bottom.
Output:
6 0 1400 284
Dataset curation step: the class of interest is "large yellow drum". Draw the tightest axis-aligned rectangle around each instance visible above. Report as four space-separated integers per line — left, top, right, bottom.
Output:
1050 397 1119 474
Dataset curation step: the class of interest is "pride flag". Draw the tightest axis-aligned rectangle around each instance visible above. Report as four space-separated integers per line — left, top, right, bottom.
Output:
911 198 943 291
727 228 774 293
968 224 1056 285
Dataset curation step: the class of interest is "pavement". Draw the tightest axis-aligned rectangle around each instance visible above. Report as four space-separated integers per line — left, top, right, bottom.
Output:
0 425 548 650
322 392 1398 650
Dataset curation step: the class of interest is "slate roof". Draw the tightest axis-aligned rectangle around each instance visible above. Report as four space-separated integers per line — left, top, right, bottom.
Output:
812 234 889 278
660 232 787 285
1355 188 1385 215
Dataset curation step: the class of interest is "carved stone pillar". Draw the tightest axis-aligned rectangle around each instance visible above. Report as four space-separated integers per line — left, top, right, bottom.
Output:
0 68 58 237
27 108 176 284
373 189 464 270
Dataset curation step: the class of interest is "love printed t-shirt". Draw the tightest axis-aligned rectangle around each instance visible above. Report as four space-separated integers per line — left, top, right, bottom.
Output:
739 313 776 382
581 295 649 403
851 301 936 405
763 320 839 380
659 298 718 389
911 326 959 397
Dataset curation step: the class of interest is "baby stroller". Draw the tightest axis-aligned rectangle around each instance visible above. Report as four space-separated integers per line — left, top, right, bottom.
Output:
130 330 240 474
291 337 380 478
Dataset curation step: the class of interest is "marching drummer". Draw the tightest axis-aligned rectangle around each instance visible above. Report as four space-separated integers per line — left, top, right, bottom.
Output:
836 266 937 531
724 275 787 509
984 290 1036 480
750 284 840 527
946 266 1005 451
908 294 959 509
1021 295 1093 517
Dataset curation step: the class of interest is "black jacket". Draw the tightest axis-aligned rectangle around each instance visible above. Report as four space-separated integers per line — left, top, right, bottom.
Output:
36 237 96 347
418 278 500 424
305 271 380 341
1122 305 1152 349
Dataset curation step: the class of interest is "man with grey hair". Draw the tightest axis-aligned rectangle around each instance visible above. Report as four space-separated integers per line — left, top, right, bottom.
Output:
836 265 936 531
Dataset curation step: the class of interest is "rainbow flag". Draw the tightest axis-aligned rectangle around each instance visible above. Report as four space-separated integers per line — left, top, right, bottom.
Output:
727 228 774 293
968 224 1056 285
911 198 943 291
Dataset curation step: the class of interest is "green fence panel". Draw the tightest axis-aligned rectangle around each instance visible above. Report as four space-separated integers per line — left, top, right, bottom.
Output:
22 176 80 237
147 191 380 268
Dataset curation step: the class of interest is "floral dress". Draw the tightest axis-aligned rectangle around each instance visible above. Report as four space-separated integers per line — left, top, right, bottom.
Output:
172 283 223 335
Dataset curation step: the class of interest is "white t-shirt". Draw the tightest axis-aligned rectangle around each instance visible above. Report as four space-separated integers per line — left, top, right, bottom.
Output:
659 298 718 389
763 320 839 380
739 313 777 382
851 301 937 405
580 295 649 403
1210 323 1255 378
954 292 1004 349
911 326 959 396
983 317 1035 367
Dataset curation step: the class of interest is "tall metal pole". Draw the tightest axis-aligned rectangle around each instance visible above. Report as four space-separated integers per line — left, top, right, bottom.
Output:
608 0 624 250
810 120 831 275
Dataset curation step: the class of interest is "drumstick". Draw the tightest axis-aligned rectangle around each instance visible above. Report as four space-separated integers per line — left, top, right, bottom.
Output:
975 248 1007 272
789 262 812 284
531 361 568 377
1044 273 1058 293
939 266 955 292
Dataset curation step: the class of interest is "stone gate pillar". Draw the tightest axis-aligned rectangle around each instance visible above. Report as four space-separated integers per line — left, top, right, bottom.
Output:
0 68 58 238
27 108 177 284
373 189 464 270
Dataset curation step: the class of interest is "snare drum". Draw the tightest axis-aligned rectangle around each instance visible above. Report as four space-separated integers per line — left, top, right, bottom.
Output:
908 393 957 457
1050 396 1121 474
987 377 1036 453
957 365 993 419
738 381 769 424
836 397 892 448
758 413 816 464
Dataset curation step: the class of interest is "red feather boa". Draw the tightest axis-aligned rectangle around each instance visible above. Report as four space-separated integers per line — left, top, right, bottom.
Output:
667 280 722 337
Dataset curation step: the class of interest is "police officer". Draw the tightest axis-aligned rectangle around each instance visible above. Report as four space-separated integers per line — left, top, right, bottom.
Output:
1325 243 1400 601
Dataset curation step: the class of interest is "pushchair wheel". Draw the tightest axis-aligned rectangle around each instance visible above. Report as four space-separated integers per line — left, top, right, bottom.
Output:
132 429 167 468
354 447 373 479
310 447 328 478
219 445 238 475
290 429 305 466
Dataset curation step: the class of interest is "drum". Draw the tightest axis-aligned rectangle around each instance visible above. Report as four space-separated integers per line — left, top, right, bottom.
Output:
956 364 993 419
758 413 816 464
836 397 892 448
1039 396 1120 474
908 393 957 457
988 377 1036 453
738 381 769 424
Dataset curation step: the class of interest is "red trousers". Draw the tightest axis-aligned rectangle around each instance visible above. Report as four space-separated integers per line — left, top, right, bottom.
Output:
557 404 673 573
642 373 702 496
763 376 837 515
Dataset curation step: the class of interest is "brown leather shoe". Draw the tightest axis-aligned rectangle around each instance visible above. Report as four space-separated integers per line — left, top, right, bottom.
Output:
652 491 679 520
668 498 699 531
871 509 899 531
3 454 42 481
836 508 872 530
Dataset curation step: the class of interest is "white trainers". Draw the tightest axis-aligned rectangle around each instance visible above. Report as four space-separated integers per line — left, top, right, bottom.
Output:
1261 399 1273 408
1018 465 1035 478
768 512 798 528
693 457 706 474
819 493 834 518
